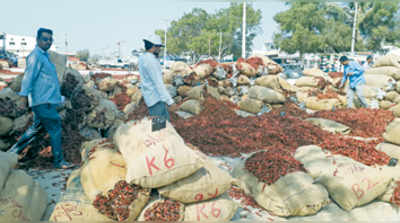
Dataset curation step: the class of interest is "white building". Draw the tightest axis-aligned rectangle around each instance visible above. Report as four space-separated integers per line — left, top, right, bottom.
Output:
0 32 57 57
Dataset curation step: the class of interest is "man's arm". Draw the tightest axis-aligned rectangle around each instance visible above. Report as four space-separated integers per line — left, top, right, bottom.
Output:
144 58 174 106
19 53 41 97
339 72 347 88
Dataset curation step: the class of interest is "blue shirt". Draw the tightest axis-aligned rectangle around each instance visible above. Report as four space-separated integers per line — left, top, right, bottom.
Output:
340 61 366 89
138 52 174 107
19 46 62 107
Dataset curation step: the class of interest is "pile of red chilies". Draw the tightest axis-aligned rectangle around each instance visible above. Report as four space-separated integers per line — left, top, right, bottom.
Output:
143 200 182 221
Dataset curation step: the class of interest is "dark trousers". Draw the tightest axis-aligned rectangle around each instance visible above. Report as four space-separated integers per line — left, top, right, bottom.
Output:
148 101 170 121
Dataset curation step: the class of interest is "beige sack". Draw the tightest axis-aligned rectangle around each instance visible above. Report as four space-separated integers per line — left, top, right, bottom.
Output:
365 66 400 80
184 197 238 222
238 98 263 114
237 75 250 85
80 138 115 162
80 147 127 201
295 76 320 88
316 168 391 211
383 119 400 145
171 61 193 75
390 104 400 117
305 118 350 134
49 50 67 82
187 85 205 101
304 97 340 111
177 86 192 97
288 203 351 222
236 62 257 77
0 116 13 136
85 98 120 129
138 199 185 221
158 161 233 203
0 170 47 223
233 159 329 217
364 74 395 89
248 86 285 104
374 54 400 68
0 152 18 193
349 201 400 221
98 77 119 91
376 143 400 160
194 63 214 79
380 100 395 110
114 118 204 188
206 86 220 100
179 99 202 115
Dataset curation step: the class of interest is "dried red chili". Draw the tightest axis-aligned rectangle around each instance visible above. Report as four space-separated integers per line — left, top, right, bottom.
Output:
92 180 145 222
228 186 261 209
110 93 131 111
143 200 182 221
390 181 400 207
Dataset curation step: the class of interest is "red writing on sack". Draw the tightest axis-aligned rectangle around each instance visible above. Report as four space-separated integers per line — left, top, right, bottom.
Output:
0 198 31 222
196 201 222 221
352 178 379 200
53 202 83 222
194 188 219 202
145 145 176 176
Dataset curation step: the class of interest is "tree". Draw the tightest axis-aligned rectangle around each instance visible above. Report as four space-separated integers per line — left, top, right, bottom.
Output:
155 3 262 62
76 49 90 62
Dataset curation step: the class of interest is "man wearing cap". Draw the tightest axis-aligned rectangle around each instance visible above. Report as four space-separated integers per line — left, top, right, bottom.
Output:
363 55 374 70
8 28 73 169
138 35 177 121
338 56 369 108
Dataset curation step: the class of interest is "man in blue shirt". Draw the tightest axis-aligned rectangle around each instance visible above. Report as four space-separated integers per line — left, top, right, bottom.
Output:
8 28 73 169
138 35 177 121
338 56 369 108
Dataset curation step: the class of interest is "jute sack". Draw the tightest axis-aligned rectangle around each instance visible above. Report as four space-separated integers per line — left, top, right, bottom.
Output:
288 203 351 222
389 104 400 117
365 74 395 89
348 201 400 221
236 62 257 77
0 116 13 136
248 86 285 104
80 138 115 162
378 165 400 203
255 75 296 93
380 100 395 110
304 97 340 111
98 77 119 91
237 75 251 85
186 85 205 101
66 169 81 191
383 119 400 145
376 143 400 161
171 61 193 75
295 76 320 88
80 147 127 201
179 99 202 115
0 170 47 223
0 152 18 193
184 197 238 222
303 68 333 83
238 98 263 114
194 63 214 79
305 118 350 135
295 145 370 179
232 160 329 217
374 54 400 68
49 50 67 82
114 118 204 188
158 161 233 203
85 98 120 130
138 199 185 221
316 167 391 211
385 91 400 103
364 66 400 80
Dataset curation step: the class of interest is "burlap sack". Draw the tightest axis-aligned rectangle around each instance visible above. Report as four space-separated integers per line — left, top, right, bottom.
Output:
302 68 333 83
397 82 400 93
295 76 320 88
237 75 250 85
80 138 115 162
158 161 233 203
194 63 214 79
184 197 238 222
233 159 329 217
114 118 204 188
49 50 67 83
374 54 400 68
383 119 400 145
0 170 47 223
80 147 127 201
365 74 395 89
305 118 350 135
98 77 119 91
376 143 400 160
236 62 257 77
138 199 185 221
206 86 220 100
238 98 263 114
364 66 400 80
349 201 400 221
177 86 192 97
0 116 13 136
187 85 205 101
179 99 202 115
248 86 285 104
389 104 400 117
171 61 193 75
288 203 351 222
304 97 340 111
0 152 18 193
316 168 391 211
380 100 395 110
85 98 120 129
385 91 400 103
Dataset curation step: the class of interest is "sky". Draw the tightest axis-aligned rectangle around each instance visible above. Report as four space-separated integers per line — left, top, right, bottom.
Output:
1 0 288 58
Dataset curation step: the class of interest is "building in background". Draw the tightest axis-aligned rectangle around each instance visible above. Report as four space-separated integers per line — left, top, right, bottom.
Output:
0 32 57 58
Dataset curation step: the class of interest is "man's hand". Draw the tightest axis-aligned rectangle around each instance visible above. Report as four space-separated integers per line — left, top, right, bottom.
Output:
169 103 179 112
347 72 354 76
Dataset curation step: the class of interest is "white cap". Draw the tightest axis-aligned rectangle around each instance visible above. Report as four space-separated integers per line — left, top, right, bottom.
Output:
143 34 164 47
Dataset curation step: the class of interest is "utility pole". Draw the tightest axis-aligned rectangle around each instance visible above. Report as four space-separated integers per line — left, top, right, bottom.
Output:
218 32 222 62
163 19 169 70
65 33 68 53
242 0 247 58
351 1 358 55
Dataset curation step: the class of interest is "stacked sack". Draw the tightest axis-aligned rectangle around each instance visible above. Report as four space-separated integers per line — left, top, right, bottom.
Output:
0 151 48 222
